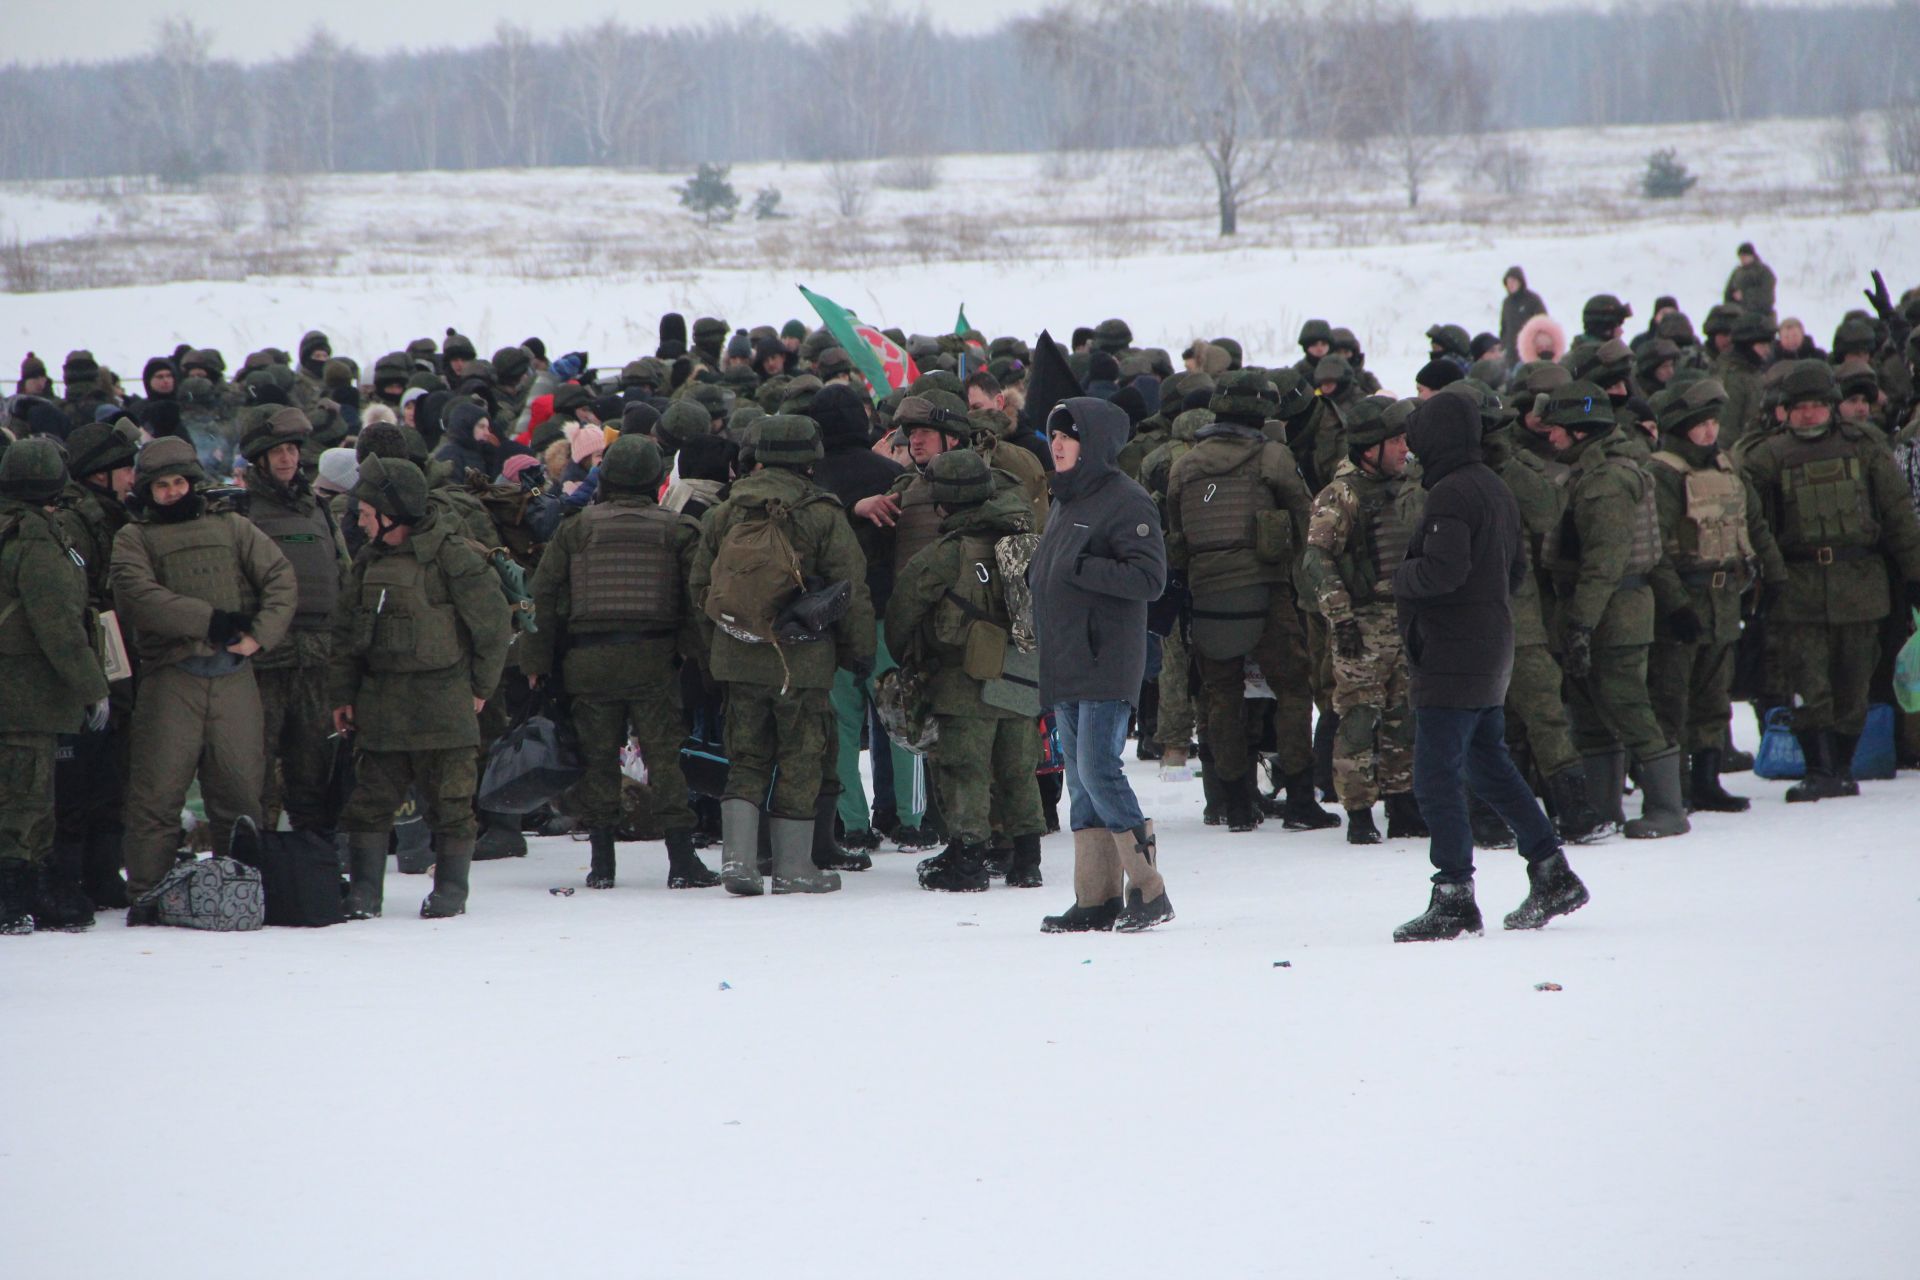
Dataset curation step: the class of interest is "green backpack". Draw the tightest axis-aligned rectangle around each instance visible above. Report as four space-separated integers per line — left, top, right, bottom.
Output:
702 497 809 646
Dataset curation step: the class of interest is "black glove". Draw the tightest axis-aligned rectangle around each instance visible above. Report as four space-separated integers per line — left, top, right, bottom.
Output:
1561 624 1594 681
1864 269 1897 322
206 609 242 645
1905 579 1920 615
1333 618 1365 660
1666 606 1703 644
844 655 874 683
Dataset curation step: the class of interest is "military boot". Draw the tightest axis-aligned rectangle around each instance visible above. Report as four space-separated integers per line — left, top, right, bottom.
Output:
918 841 989 892
420 838 473 918
1503 851 1590 931
392 792 433 874
0 859 35 935
1383 792 1429 839
1687 749 1750 813
812 793 870 871
1200 760 1227 826
1005 833 1043 888
1112 823 1173 932
82 829 127 909
983 842 1013 879
1547 763 1609 844
1785 731 1851 802
31 858 95 931
665 829 721 889
1346 807 1382 845
1469 790 1516 849
586 828 617 889
1393 880 1483 943
1042 830 1124 933
472 809 527 860
772 814 841 894
1223 772 1260 833
1830 732 1862 797
1278 769 1341 830
1624 749 1690 839
345 833 387 919
1580 749 1627 836
720 798 764 896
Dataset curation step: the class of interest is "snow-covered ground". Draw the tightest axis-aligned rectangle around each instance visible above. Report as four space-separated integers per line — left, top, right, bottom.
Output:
8 720 1917 1279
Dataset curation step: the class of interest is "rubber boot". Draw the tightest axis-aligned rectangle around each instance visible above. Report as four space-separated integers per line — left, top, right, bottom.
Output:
1005 833 1043 888
420 838 473 917
82 829 127 909
1468 790 1516 849
345 833 387 919
665 829 720 889
586 828 617 889
1392 880 1483 942
1383 792 1429 839
472 809 527 860
1279 768 1341 830
812 792 870 871
1547 763 1608 844
392 805 434 874
772 814 841 894
31 859 95 931
720 798 764 896
1503 850 1590 931
918 840 989 892
1313 710 1339 802
1580 749 1627 835
0 859 35 935
1624 749 1690 839
1830 732 1862 796
1687 748 1750 813
1112 822 1173 932
1346 807 1382 845
1042 829 1124 932
1786 731 1851 802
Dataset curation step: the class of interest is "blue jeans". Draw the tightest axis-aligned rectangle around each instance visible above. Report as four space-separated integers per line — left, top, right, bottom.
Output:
1054 699 1146 832
1412 705 1560 884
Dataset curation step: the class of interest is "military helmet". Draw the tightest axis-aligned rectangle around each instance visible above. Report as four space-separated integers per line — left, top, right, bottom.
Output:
1208 369 1276 426
907 369 964 399
1543 381 1617 433
240 406 313 462
1836 359 1879 400
134 436 207 490
1513 361 1572 399
1313 353 1352 389
1439 380 1508 430
687 382 734 420
1700 303 1741 338
352 455 429 524
66 420 139 478
1730 310 1776 345
1298 318 1333 350
622 356 669 389
1426 323 1471 359
1269 367 1314 419
0 436 70 502
406 336 438 361
927 448 994 507
599 435 665 492
1656 311 1699 346
1635 338 1682 378
1343 395 1401 448
1383 396 1422 438
895 391 971 439
1654 378 1727 436
657 399 710 447
727 405 766 439
748 414 822 466
1572 338 1633 388
1581 293 1632 333
692 316 730 348
1831 315 1877 358
1091 318 1133 353
372 351 413 385
1777 360 1838 407
815 346 855 378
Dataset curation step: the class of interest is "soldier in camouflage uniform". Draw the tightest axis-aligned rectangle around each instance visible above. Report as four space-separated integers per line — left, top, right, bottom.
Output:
329 457 512 918
1543 382 1690 840
241 408 352 833
689 416 875 896
1740 360 1920 800
885 451 1044 893
525 435 721 892
1644 379 1787 812
1710 310 1774 452
0 440 112 934
1140 407 1211 777
1166 371 1336 832
1300 397 1420 844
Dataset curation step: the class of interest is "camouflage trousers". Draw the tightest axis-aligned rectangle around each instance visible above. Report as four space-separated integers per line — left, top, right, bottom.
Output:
1566 644 1670 763
565 646 694 834
1156 625 1196 751
1195 594 1314 783
1647 638 1737 753
723 683 833 820
1504 643 1579 778
1770 620 1879 735
1328 608 1413 808
123 665 263 899
0 733 56 865
257 659 334 832
339 747 478 840
930 713 1044 846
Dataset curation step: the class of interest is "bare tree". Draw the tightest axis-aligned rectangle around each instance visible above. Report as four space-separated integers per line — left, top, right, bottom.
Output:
1683 0 1756 123
478 22 541 166
559 21 682 165
1355 5 1489 209
289 26 350 173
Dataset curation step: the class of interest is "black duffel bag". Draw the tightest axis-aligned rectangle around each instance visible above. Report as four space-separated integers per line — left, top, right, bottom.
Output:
479 698 586 814
228 817 346 928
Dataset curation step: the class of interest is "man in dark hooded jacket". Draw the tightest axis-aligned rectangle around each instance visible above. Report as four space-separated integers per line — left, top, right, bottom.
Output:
1500 267 1547 365
1390 392 1588 943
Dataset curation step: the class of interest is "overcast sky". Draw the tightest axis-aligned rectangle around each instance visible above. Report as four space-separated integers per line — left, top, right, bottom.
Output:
13 0 1561 65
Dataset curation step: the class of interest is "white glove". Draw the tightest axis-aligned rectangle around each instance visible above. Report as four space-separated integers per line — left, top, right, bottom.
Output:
86 699 110 732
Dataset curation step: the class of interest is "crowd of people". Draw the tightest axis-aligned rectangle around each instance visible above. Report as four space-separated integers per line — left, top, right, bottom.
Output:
3 239 1917 939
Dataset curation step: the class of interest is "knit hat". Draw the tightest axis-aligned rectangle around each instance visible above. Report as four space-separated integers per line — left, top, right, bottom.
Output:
315 448 360 494
1415 359 1464 392
500 453 544 486
780 319 808 341
571 425 608 464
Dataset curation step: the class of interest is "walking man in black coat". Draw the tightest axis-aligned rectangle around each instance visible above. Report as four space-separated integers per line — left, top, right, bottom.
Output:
1390 393 1589 942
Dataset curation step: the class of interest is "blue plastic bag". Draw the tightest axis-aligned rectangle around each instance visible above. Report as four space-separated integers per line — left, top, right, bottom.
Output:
1753 708 1803 780
1853 703 1896 781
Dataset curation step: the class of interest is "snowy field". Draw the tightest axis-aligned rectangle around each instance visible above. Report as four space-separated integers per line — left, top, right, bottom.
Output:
7 723 1918 1279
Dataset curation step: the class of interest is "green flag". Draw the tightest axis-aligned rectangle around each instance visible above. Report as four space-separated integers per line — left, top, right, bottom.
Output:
954 304 970 336
797 284 894 403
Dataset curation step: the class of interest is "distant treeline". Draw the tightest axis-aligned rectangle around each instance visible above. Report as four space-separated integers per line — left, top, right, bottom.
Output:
0 1 1915 183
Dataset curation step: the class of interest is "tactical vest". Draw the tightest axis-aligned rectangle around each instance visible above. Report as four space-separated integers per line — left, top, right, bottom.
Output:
1179 459 1273 555
1778 435 1877 553
1340 478 1412 605
1548 456 1660 580
892 475 943 576
1650 452 1753 571
350 545 461 673
250 490 339 630
568 503 683 629
141 514 257 617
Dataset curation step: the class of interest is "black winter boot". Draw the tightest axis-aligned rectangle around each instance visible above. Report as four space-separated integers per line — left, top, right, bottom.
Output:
586 828 617 889
1346 807 1382 845
984 843 1013 878
1223 772 1260 832
1687 749 1750 812
1005 834 1043 888
1115 884 1175 932
1393 880 1484 942
1468 791 1516 849
1279 769 1341 830
472 809 527 860
1830 732 1862 796
82 829 127 909
1546 764 1609 844
812 794 871 871
1503 851 1590 931
1383 792 1429 839
1785 731 1842 802
1041 899 1122 932
918 841 989 893
0 859 38 935
1201 761 1227 826
31 859 96 931
838 820 882 852
665 829 720 889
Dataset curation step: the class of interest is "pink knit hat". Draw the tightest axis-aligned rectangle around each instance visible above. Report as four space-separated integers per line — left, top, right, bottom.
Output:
499 453 543 485
571 425 607 464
